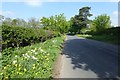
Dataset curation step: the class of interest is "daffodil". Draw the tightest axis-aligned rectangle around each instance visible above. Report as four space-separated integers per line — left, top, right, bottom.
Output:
32 56 37 60
7 64 10 67
46 58 49 60
36 73 38 75
15 64 17 67
13 60 17 64
4 67 6 69
33 66 35 69
5 77 8 78
1 73 3 75
24 68 27 72
18 67 21 70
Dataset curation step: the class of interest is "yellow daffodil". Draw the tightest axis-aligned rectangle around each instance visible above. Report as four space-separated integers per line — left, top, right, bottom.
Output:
33 66 35 69
4 67 6 69
24 68 27 72
18 67 21 70
15 64 17 67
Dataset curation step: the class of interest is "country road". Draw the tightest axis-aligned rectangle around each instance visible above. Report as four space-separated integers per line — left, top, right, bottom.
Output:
59 35 120 78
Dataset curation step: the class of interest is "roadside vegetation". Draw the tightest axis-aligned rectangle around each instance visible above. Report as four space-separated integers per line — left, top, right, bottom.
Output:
0 6 119 79
1 36 64 78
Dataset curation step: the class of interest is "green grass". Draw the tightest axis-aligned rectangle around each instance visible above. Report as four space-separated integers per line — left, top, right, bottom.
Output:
76 34 120 45
1 36 65 79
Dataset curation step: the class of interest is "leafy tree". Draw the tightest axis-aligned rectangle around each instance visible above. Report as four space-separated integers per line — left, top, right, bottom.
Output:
28 17 40 28
2 17 12 26
40 14 69 34
70 6 92 34
11 19 18 27
92 14 111 32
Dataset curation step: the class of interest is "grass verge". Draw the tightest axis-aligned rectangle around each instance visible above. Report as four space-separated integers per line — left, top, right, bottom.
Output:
1 36 65 79
76 34 120 45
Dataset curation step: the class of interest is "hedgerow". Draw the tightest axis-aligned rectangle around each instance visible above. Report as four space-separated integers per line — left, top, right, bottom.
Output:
2 25 59 50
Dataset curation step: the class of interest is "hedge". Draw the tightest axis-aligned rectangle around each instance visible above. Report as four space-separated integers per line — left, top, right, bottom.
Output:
2 25 59 50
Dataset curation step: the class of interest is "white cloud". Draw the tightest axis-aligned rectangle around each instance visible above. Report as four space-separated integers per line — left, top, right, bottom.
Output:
24 0 42 7
0 11 15 15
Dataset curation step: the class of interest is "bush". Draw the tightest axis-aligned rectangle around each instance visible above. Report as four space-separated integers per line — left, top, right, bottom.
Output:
2 25 57 50
87 27 120 36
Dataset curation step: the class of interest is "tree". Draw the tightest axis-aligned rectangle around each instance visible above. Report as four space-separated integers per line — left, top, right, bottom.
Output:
11 19 18 27
92 14 111 32
2 17 12 26
40 14 69 34
70 6 92 34
28 17 40 28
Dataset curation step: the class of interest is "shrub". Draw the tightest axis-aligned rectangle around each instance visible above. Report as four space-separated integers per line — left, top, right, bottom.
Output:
2 25 57 50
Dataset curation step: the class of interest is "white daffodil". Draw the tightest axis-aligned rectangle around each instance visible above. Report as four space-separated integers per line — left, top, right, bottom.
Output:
34 52 38 55
25 53 30 58
31 56 37 60
13 60 17 64
15 55 17 57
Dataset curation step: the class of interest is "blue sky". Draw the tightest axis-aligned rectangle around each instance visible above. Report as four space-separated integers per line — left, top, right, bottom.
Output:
1 1 119 26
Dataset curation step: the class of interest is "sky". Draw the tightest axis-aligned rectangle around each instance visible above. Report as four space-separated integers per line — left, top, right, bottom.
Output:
0 0 120 26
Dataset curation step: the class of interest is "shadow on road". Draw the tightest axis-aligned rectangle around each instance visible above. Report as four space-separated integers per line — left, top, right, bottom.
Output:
63 38 119 78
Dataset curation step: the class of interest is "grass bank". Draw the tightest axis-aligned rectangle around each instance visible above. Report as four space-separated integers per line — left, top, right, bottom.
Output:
1 35 65 79
76 34 120 45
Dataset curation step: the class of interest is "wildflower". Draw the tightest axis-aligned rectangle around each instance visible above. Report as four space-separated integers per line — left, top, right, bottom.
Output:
52 40 55 43
4 67 6 69
31 49 35 53
13 60 17 64
46 58 49 60
19 72 22 75
31 56 37 60
34 52 38 55
18 67 21 70
5 77 8 78
36 73 38 75
32 64 36 69
25 53 30 58
24 68 27 72
33 66 35 69
47 53 50 56
15 55 18 58
39 47 44 52
15 64 17 67
1 73 3 75
7 64 10 67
